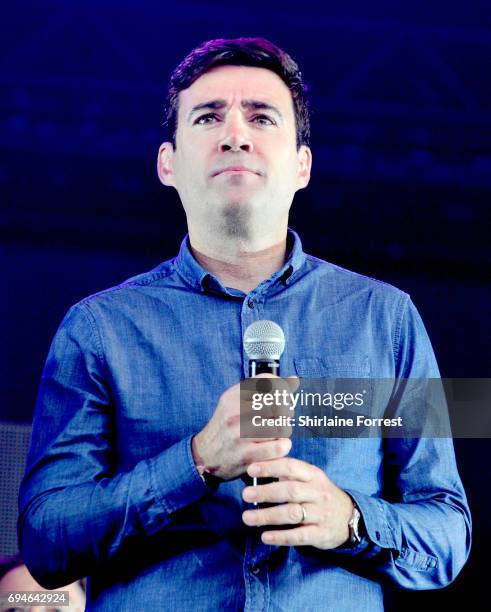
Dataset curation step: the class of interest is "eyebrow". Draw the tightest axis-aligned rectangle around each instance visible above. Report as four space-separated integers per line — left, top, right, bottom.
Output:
187 99 284 122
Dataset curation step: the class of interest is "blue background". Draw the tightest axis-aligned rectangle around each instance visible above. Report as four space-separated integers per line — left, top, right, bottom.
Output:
1 1 489 608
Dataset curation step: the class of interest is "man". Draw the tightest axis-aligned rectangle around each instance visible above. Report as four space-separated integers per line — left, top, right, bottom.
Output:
19 38 471 611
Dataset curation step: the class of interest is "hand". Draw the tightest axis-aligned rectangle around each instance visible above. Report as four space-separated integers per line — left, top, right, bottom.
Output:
192 375 297 481
241 457 354 550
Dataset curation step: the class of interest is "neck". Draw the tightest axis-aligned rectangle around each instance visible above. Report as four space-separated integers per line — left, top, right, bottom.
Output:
190 237 288 294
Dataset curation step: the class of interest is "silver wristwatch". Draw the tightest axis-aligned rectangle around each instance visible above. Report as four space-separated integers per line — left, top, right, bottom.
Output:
347 502 362 546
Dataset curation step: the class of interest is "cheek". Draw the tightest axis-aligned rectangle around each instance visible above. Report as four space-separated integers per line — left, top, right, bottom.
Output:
270 149 301 190
270 138 299 168
174 150 204 188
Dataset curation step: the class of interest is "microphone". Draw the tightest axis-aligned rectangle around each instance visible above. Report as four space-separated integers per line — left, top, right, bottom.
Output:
243 320 286 503
244 320 285 377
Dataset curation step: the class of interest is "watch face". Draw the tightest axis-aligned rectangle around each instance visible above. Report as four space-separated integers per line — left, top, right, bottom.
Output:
348 507 361 544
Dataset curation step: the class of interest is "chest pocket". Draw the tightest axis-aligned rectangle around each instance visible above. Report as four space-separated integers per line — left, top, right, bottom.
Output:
291 355 378 477
294 355 370 378
292 354 373 439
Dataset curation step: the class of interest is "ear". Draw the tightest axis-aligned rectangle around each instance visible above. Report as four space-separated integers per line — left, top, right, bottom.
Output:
157 142 176 187
296 145 312 190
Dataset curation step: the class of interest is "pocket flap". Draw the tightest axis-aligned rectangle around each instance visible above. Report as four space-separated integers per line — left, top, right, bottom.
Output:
294 355 370 377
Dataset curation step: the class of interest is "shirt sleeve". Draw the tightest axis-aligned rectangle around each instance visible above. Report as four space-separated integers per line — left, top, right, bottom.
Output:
329 297 472 590
18 303 210 590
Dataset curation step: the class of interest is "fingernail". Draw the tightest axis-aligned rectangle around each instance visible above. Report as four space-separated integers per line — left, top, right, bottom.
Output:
245 488 257 501
243 511 256 524
249 464 261 476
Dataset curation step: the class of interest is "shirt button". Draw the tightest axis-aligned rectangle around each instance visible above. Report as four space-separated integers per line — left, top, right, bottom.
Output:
247 299 255 309
249 564 260 575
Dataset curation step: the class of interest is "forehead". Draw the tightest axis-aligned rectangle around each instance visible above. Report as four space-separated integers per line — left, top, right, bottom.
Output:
178 65 295 118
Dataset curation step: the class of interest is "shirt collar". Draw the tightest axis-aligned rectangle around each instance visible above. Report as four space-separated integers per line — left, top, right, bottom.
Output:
173 228 306 295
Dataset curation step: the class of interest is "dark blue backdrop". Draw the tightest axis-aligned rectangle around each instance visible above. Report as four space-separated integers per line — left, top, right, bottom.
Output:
1 1 490 609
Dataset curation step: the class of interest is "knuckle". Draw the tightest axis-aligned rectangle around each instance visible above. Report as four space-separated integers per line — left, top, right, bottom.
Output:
241 448 253 465
297 530 306 545
319 488 332 505
225 412 239 427
274 440 285 456
286 458 295 477
286 481 298 499
288 504 302 523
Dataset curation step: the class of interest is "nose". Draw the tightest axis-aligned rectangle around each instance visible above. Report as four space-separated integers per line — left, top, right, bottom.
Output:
218 114 253 153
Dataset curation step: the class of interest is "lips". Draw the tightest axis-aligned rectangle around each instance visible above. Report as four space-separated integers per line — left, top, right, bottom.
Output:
212 166 261 176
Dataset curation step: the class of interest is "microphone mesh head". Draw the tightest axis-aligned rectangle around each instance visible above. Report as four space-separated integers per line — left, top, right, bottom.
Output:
243 320 285 360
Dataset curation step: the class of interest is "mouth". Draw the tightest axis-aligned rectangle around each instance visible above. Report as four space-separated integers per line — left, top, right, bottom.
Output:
212 166 261 177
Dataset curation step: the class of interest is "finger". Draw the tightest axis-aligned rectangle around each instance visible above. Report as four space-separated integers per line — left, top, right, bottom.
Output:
240 436 283 443
240 377 279 400
243 502 315 527
252 374 295 396
242 480 318 504
242 438 292 464
240 387 258 401
247 456 316 482
240 374 280 403
261 525 318 547
243 414 293 439
254 373 294 382
286 375 300 392
255 373 280 378
258 375 299 395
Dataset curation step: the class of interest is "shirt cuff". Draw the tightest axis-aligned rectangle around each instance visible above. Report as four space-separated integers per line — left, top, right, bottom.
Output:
328 488 395 558
148 434 210 518
344 488 396 549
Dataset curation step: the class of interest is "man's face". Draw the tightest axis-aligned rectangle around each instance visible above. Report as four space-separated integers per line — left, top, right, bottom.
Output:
158 65 311 241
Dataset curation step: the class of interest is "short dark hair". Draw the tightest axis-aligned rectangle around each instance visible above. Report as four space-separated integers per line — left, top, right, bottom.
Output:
164 37 310 149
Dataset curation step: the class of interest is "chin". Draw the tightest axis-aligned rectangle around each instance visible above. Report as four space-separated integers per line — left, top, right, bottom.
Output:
218 201 254 239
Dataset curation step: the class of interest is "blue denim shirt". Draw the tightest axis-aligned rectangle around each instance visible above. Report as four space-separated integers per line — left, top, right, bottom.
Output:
19 230 471 611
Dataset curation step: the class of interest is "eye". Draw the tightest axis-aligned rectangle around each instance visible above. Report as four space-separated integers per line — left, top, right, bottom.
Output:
252 114 276 126
194 113 220 125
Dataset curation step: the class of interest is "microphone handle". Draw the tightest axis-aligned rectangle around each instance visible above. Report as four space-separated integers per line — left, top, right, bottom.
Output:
248 358 280 377
248 358 281 506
